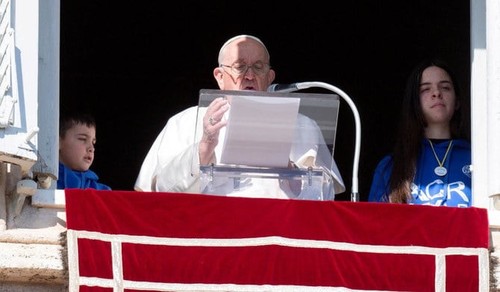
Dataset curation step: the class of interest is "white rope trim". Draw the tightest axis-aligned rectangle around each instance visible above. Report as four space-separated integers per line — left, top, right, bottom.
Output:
67 230 80 292
111 241 124 291
435 254 445 292
78 277 397 292
68 229 489 292
73 230 487 257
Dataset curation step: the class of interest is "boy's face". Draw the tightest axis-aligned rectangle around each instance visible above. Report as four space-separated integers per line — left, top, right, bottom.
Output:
59 123 96 171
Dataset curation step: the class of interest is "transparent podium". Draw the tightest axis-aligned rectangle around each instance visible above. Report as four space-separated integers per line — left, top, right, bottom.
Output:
193 89 342 201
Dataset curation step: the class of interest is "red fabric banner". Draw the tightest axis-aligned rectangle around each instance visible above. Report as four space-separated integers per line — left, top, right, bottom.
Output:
65 189 490 291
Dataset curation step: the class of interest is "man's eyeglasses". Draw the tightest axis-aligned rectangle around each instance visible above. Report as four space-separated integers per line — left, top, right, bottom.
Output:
220 61 270 76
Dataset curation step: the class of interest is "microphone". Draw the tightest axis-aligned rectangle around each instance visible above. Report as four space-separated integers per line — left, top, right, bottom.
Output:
267 83 299 93
269 81 362 202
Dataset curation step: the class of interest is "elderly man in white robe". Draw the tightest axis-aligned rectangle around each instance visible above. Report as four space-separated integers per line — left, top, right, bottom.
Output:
135 34 345 199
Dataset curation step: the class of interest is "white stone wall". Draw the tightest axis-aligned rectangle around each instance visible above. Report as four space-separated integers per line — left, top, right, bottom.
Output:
0 194 67 290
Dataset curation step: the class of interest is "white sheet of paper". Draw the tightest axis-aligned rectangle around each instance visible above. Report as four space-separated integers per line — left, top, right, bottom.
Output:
220 95 300 168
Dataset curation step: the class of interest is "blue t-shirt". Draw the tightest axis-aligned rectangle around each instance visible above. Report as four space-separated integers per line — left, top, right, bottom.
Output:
368 139 472 207
57 162 111 190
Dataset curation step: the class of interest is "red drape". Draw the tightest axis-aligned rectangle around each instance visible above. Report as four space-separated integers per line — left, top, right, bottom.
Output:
65 189 490 291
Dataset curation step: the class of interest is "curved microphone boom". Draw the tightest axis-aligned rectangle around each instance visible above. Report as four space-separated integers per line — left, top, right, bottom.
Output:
267 83 299 93
268 82 362 202
267 83 315 93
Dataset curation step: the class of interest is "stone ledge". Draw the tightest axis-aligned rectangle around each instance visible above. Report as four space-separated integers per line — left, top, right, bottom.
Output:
0 282 67 292
31 189 65 209
0 241 67 284
0 193 68 289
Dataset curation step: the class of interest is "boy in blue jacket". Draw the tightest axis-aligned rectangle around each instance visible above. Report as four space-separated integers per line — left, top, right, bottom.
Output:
57 111 111 190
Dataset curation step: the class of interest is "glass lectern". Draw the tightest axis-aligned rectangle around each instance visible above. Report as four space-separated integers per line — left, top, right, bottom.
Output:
192 89 341 201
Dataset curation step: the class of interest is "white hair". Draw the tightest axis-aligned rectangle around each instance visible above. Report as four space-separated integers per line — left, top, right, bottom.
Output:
217 34 270 65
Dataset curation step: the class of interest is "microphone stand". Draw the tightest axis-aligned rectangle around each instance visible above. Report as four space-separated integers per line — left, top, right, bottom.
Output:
287 82 361 202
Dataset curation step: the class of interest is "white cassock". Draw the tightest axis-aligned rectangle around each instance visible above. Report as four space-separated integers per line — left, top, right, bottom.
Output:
134 106 345 199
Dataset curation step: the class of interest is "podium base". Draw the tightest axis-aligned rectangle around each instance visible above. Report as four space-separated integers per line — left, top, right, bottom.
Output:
199 165 335 200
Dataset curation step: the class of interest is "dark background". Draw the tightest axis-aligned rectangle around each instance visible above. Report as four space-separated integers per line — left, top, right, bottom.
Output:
60 1 470 201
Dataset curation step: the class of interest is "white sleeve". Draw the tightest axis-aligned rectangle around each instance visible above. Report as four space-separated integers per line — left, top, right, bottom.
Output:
134 127 164 192
290 114 346 194
134 106 202 193
153 141 200 193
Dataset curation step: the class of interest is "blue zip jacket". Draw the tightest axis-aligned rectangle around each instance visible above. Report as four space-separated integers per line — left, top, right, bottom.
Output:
57 162 111 190
368 139 472 207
